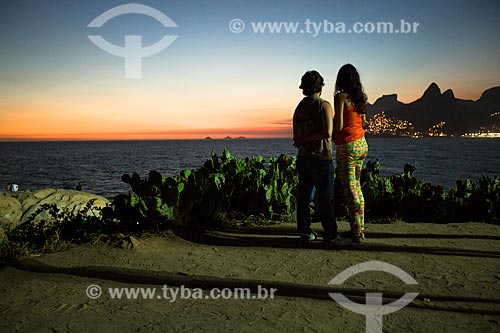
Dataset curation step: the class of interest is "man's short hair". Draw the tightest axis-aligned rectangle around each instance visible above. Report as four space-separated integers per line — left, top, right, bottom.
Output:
300 70 325 96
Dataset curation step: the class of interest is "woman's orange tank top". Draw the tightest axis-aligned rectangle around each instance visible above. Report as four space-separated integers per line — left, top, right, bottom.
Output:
335 105 365 145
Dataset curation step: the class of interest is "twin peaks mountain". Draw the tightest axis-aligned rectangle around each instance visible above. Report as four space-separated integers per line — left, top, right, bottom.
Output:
367 83 500 135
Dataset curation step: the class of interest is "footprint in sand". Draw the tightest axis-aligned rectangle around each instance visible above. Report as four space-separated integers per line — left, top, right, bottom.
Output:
0 305 15 316
41 303 89 316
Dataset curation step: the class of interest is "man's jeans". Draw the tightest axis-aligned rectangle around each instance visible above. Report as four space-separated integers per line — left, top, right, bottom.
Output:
296 155 337 239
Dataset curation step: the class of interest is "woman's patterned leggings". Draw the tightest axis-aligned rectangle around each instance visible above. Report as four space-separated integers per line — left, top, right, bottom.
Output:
336 136 368 234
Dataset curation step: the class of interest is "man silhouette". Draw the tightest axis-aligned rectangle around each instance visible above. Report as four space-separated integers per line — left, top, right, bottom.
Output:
293 70 351 246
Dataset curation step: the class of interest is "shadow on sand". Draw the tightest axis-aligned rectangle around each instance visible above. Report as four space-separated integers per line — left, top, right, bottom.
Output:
189 226 500 259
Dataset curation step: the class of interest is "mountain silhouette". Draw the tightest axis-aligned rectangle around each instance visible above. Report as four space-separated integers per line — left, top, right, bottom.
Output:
476 87 500 115
366 94 404 116
378 83 497 134
422 82 441 99
442 89 455 100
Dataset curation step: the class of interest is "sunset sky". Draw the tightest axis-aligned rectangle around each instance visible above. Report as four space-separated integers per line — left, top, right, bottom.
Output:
1 0 499 140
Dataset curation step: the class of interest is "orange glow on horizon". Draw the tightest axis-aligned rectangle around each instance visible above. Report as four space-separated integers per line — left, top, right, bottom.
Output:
1 79 495 141
0 126 293 141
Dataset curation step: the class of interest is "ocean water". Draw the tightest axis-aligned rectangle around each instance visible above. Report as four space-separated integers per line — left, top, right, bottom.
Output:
1 138 499 199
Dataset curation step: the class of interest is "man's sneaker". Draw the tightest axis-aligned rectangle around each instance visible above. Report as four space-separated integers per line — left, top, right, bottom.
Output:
329 236 353 247
300 230 318 242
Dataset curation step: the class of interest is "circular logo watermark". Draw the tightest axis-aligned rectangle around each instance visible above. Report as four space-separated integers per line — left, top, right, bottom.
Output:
87 3 178 79
86 284 103 299
228 19 245 33
328 261 419 333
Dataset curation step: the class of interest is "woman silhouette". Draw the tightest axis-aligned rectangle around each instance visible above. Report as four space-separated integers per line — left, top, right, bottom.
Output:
333 64 369 243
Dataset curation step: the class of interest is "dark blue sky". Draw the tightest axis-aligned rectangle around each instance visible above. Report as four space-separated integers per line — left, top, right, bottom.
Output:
1 0 499 139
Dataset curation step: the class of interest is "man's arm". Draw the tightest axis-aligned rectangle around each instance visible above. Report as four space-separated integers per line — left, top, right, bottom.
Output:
322 101 334 139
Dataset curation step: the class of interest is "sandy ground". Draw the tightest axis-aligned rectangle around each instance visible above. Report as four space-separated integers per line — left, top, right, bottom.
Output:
1 221 499 333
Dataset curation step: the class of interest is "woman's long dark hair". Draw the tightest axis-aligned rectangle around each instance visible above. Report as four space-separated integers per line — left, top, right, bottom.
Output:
335 64 367 114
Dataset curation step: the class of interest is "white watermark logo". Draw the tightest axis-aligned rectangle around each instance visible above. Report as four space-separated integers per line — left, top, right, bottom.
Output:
228 19 245 33
86 284 102 299
328 261 419 333
229 18 419 36
87 3 178 79
86 284 277 301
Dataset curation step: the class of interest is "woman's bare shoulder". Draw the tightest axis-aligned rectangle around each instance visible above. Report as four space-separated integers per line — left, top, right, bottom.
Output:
334 92 349 102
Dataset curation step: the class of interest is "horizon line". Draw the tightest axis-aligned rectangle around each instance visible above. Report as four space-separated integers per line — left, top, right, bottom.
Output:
0 136 294 142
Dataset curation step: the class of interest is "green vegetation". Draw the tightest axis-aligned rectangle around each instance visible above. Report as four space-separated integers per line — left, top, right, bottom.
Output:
114 150 499 227
2 149 498 259
359 160 500 223
114 149 297 231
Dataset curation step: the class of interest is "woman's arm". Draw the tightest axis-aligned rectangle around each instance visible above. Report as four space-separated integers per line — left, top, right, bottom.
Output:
333 93 345 132
362 114 369 127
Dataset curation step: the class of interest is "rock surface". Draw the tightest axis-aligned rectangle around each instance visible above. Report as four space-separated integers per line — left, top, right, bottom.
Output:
0 189 111 229
0 194 22 228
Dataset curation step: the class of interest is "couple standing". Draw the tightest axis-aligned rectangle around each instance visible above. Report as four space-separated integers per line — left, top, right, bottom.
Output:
293 64 368 246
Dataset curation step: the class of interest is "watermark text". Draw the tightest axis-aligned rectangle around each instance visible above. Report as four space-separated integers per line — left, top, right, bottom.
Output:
86 284 276 302
229 18 419 36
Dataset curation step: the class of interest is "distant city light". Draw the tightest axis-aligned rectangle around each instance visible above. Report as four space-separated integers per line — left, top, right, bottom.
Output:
366 112 421 137
368 112 500 138
427 121 447 137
